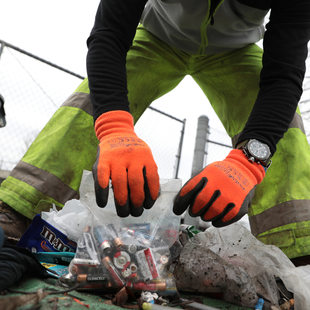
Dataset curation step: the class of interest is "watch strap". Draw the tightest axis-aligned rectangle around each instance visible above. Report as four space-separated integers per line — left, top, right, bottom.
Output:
237 139 272 168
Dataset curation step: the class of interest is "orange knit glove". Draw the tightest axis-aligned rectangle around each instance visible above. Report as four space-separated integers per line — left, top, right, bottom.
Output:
93 110 160 217
173 149 265 227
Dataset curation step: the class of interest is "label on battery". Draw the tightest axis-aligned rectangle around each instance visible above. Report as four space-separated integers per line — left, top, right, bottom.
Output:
102 257 125 287
135 248 159 280
71 258 100 266
113 251 131 269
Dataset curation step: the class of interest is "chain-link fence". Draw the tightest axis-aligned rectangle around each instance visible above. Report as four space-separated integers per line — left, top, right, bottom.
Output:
1 39 309 183
0 41 186 179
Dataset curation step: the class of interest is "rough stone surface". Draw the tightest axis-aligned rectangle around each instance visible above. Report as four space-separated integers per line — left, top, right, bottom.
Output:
173 241 259 307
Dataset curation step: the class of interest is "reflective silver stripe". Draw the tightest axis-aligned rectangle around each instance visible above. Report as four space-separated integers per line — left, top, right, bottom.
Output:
11 161 79 204
231 133 241 148
61 92 93 116
289 112 305 133
231 112 306 148
249 200 310 236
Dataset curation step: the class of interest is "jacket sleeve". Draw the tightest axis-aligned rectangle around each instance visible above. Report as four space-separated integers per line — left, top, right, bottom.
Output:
86 0 148 121
237 0 310 155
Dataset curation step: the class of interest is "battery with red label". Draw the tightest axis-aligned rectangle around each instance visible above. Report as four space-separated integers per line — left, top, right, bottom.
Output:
102 256 125 287
127 280 167 291
135 248 159 280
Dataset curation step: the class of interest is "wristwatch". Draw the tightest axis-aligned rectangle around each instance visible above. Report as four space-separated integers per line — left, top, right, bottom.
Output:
237 139 272 168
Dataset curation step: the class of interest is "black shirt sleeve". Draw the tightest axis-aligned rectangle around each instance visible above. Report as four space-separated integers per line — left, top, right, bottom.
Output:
237 0 310 155
86 0 147 121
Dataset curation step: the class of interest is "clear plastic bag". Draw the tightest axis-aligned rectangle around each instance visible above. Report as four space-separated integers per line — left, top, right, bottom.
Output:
64 223 175 292
60 171 181 294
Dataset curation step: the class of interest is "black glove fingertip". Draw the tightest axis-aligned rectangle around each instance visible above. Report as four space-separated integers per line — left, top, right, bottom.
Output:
92 148 109 208
115 199 130 217
143 167 159 210
173 177 207 215
212 187 255 227
211 203 235 227
130 206 144 217
94 183 109 208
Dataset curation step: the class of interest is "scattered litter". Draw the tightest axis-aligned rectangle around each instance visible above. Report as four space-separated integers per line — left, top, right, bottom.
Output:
174 223 310 309
141 291 158 304
255 297 264 310
10 170 310 309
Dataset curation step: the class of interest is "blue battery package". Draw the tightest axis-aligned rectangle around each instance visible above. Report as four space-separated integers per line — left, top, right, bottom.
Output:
18 214 77 253
40 262 69 278
34 251 75 278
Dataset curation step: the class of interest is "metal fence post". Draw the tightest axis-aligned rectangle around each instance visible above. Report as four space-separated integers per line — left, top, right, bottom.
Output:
174 118 186 179
183 115 210 227
0 41 5 60
191 115 209 177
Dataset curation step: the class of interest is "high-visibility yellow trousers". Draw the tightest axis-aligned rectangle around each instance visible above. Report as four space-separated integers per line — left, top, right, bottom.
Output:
1 26 310 259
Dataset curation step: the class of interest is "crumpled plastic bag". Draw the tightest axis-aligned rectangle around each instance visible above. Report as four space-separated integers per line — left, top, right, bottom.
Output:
55 171 182 294
42 170 181 247
41 201 91 243
174 223 310 309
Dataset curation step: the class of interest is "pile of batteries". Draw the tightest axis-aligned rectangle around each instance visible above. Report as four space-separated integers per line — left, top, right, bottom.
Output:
61 223 176 293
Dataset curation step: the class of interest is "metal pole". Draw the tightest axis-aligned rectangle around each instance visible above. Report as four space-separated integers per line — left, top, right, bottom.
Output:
174 119 186 179
0 41 5 60
191 115 209 177
147 105 185 179
206 139 232 149
148 106 184 123
0 40 85 80
183 115 210 226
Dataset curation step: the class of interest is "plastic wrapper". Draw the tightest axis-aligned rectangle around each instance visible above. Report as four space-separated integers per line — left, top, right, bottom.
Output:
18 214 77 253
60 171 181 294
174 223 310 309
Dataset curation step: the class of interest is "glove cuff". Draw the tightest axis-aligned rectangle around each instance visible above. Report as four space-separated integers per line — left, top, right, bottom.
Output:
227 149 265 184
95 110 135 141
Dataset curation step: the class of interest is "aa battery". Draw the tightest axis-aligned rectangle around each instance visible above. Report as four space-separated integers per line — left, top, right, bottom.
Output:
93 224 123 249
93 226 112 254
113 251 131 269
102 256 125 287
113 250 139 279
77 274 109 283
122 263 138 280
107 224 123 248
128 280 167 291
127 244 138 254
135 248 159 280
71 258 100 267
129 263 138 273
70 258 101 275
159 255 169 265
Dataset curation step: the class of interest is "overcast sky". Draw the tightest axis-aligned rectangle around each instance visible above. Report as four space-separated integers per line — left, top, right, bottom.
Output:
0 1 309 184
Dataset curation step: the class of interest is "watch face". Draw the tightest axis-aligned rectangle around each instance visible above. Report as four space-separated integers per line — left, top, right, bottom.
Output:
247 139 270 160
